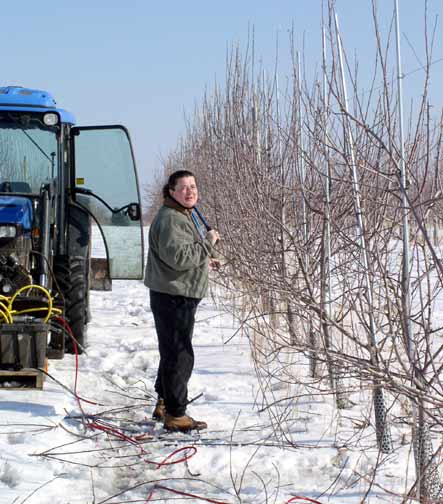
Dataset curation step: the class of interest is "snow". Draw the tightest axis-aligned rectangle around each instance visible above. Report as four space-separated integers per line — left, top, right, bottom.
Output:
0 232 420 504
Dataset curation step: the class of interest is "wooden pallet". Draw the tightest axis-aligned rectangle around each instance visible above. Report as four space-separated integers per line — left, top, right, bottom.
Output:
0 364 47 390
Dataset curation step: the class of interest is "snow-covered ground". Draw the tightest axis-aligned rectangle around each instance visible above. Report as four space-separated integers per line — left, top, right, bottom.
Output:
0 278 416 504
0 230 421 503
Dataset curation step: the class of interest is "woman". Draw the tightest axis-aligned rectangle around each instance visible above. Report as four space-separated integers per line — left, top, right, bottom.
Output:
145 170 220 432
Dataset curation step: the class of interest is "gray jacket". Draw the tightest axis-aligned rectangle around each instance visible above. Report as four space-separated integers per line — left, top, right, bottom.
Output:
144 198 215 299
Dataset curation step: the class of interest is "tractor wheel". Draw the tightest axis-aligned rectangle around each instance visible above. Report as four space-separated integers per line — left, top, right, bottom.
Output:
54 255 89 354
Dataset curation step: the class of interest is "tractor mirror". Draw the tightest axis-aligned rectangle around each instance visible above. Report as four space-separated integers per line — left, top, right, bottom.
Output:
127 202 141 221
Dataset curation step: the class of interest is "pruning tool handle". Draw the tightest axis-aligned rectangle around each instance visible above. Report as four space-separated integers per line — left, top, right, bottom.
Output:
193 206 212 231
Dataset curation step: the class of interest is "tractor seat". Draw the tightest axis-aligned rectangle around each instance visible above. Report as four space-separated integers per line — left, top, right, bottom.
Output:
0 181 32 193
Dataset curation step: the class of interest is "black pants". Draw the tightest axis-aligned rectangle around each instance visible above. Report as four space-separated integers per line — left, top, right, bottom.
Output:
150 290 200 417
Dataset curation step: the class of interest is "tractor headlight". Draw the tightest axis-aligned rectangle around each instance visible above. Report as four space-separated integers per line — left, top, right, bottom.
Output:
0 225 17 239
43 113 59 126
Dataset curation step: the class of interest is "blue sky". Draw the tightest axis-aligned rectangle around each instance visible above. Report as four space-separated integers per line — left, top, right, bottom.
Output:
3 1 443 188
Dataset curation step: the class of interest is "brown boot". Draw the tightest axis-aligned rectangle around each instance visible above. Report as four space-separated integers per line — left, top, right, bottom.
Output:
164 413 207 432
152 398 166 421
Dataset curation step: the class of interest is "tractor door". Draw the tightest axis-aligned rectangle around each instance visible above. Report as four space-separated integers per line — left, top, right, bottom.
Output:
71 125 144 280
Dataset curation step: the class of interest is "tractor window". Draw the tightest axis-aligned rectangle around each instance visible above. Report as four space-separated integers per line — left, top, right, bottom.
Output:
0 119 58 194
72 126 144 279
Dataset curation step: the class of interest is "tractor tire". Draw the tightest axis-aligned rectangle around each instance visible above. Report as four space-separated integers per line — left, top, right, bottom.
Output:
54 255 89 354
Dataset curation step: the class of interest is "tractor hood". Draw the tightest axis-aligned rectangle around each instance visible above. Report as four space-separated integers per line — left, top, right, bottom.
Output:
0 196 33 231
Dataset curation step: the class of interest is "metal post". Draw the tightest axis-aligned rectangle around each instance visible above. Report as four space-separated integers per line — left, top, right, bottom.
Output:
335 13 392 453
322 28 332 330
275 53 297 342
297 51 318 376
321 26 348 408
297 52 308 257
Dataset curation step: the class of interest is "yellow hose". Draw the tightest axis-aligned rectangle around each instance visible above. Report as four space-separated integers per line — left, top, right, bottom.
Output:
0 308 11 323
12 307 62 316
0 301 12 323
7 284 54 323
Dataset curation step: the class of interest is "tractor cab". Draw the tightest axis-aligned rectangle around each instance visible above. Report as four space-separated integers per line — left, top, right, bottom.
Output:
0 86 144 353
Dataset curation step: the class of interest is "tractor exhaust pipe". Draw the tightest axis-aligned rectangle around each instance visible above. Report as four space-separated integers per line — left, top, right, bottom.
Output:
39 184 52 288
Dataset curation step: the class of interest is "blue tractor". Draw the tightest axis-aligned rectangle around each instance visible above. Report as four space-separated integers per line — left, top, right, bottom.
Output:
0 86 144 364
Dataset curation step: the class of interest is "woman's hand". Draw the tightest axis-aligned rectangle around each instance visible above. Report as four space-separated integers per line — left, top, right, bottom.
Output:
209 258 222 270
207 229 220 245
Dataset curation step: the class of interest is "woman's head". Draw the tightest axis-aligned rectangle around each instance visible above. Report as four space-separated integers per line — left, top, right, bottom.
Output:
163 170 198 208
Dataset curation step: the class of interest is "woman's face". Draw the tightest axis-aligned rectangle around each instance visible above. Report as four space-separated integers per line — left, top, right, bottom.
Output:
170 176 198 208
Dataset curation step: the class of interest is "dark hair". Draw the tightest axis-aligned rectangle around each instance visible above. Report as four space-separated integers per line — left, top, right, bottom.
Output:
162 170 195 198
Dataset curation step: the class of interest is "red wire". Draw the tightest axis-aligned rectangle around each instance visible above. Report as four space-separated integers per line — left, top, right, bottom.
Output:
144 485 323 504
144 486 155 502
85 420 182 466
286 497 323 503
56 317 321 504
53 316 97 405
145 484 230 504
154 445 197 469
54 316 199 470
